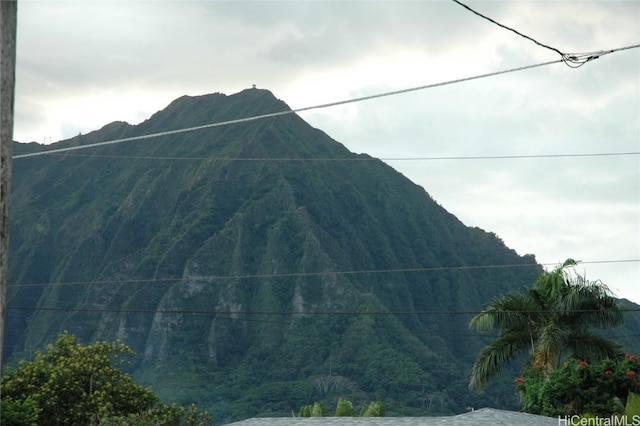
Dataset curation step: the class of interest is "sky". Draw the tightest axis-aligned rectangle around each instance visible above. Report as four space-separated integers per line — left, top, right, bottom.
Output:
13 0 640 304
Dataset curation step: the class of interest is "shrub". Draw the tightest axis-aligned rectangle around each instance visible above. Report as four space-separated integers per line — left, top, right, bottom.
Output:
519 354 640 416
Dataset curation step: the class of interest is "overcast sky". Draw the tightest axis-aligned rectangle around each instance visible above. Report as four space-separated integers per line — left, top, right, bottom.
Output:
13 1 640 305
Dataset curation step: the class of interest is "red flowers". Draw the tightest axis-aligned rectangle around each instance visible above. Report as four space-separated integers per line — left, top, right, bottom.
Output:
579 361 588 367
604 370 613 376
515 377 523 384
625 353 637 360
627 371 637 377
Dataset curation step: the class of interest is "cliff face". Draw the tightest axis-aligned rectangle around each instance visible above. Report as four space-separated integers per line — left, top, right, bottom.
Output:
8 88 549 421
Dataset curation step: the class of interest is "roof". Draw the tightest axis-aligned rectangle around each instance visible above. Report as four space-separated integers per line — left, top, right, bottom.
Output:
222 408 558 426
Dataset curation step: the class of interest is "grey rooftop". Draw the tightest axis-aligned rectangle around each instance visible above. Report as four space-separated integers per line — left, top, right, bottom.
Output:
223 408 559 426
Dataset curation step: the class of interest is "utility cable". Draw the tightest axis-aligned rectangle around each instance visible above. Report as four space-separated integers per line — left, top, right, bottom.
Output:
12 59 566 159
451 0 639 68
30 151 640 162
452 0 564 56
16 327 639 342
14 42 640 161
7 259 639 289
7 305 640 316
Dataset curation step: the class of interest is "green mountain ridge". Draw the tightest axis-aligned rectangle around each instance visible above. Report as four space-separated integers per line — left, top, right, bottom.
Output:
7 88 639 424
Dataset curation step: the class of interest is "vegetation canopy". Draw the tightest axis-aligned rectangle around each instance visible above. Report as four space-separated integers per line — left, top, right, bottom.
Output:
469 259 623 391
1 332 211 426
517 354 640 416
7 90 640 421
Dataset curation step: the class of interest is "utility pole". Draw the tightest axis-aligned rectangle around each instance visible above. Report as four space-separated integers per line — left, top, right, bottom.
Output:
0 0 17 388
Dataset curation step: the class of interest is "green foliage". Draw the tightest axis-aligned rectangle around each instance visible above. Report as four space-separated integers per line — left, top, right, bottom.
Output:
360 401 386 417
625 392 640 417
299 399 383 418
335 397 355 416
299 401 328 417
516 365 545 413
519 354 640 416
99 404 211 426
568 393 640 426
8 91 640 422
0 397 39 426
298 405 312 418
311 401 328 417
2 333 211 426
470 259 623 391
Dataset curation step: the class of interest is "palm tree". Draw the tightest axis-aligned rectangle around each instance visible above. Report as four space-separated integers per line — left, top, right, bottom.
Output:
469 259 623 391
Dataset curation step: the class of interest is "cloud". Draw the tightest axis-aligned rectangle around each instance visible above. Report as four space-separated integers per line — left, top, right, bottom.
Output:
12 0 640 303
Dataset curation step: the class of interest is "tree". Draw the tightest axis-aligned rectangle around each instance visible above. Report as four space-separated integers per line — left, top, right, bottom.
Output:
0 398 38 426
469 259 623 391
1 332 211 426
360 401 385 417
298 399 384 418
299 401 328 417
335 397 355 416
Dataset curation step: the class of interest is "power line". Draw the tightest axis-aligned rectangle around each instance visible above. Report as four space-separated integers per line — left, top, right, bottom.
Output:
16 325 640 342
14 42 639 161
451 0 638 68
7 259 639 289
7 305 640 316
383 152 640 161
12 59 566 160
452 0 564 56
25 151 640 162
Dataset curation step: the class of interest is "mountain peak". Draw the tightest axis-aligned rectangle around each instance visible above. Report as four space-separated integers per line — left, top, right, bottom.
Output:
14 87 617 422
138 88 291 133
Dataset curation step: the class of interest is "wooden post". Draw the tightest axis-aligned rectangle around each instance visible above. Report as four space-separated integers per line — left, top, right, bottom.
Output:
0 0 17 385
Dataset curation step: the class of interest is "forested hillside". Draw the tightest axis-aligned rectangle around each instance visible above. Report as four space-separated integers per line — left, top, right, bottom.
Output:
7 89 638 424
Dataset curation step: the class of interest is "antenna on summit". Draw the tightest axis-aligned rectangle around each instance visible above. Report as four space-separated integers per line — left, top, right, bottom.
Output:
252 84 256 89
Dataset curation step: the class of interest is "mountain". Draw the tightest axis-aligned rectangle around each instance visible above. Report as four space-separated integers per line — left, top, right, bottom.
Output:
7 89 639 424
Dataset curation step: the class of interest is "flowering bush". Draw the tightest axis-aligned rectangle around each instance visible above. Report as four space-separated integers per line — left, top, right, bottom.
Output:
519 354 640 416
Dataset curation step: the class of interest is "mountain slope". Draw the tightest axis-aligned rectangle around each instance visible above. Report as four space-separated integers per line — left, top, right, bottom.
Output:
7 89 637 423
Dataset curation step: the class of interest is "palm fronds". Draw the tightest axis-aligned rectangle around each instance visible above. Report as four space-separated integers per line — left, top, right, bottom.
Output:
468 259 624 391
